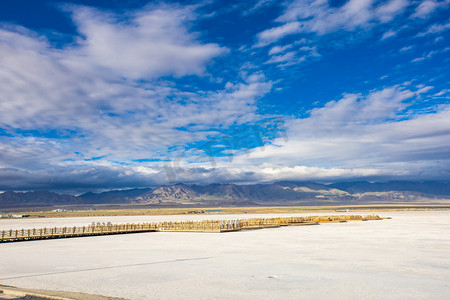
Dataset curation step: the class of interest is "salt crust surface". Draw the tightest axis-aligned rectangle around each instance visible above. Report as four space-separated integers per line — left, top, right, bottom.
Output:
1 211 449 299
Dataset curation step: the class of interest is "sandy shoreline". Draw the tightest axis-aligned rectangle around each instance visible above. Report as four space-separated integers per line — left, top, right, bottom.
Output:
0 283 125 299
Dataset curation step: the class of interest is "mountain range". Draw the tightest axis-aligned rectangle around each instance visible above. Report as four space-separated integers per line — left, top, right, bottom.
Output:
1 181 450 209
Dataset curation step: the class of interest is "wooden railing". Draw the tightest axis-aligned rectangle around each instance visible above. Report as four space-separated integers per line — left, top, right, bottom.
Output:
0 215 383 243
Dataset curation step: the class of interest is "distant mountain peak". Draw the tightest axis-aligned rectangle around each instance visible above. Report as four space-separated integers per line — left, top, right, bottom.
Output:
1 180 450 208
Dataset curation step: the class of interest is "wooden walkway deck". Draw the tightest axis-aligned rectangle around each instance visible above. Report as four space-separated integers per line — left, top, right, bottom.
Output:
0 215 384 243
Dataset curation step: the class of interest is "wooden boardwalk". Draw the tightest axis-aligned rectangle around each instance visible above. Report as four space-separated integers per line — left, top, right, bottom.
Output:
0 215 384 243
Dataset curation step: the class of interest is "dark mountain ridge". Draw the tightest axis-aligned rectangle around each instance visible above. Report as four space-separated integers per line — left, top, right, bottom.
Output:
79 188 152 204
330 181 450 195
0 191 79 207
1 181 450 208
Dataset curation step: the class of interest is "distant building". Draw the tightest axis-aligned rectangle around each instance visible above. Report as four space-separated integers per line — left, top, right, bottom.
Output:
51 208 67 212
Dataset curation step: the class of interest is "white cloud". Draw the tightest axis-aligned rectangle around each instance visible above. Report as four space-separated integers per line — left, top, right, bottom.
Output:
307 86 414 125
254 0 447 47
411 47 450 62
256 0 410 46
411 57 425 63
399 45 414 52
256 22 301 46
162 163 392 184
416 86 434 94
268 44 292 55
433 89 449 97
381 30 397 40
252 0 420 68
157 84 450 185
1 76 449 189
1 2 450 191
265 51 296 64
265 45 319 66
66 5 227 79
218 86 450 182
375 0 409 22
417 21 450 36
243 0 277 16
0 4 273 181
412 0 450 18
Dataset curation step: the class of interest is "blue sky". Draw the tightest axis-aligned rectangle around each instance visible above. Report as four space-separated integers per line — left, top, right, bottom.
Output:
0 0 449 193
